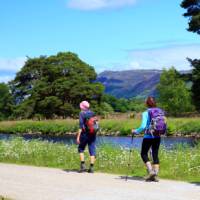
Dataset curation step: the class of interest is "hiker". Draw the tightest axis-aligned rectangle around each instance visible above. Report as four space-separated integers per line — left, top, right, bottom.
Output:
132 96 166 182
76 100 98 173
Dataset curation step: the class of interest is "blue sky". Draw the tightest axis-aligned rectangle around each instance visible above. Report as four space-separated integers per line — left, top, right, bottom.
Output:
0 0 200 82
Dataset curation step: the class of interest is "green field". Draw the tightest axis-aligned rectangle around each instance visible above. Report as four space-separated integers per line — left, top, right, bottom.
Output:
0 117 200 137
0 138 199 182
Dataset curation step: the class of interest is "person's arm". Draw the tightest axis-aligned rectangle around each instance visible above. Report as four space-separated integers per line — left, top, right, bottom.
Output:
76 129 81 144
132 111 149 135
76 113 85 144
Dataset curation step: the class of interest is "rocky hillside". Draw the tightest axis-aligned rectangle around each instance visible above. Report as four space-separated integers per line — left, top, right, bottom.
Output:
96 70 162 98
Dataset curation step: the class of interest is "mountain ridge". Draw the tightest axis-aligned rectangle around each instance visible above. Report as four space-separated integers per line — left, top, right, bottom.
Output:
96 69 191 98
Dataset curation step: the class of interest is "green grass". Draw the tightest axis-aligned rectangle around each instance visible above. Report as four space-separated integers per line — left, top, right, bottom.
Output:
0 138 199 182
0 117 200 137
0 119 78 135
0 196 12 200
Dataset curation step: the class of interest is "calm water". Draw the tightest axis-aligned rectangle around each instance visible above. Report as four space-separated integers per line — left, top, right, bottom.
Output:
0 133 198 149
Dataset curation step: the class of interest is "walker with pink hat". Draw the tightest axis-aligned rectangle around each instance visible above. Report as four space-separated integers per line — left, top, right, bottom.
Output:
80 101 90 111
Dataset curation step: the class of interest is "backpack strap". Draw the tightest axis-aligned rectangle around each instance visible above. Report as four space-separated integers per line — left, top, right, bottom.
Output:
144 109 152 135
79 111 86 131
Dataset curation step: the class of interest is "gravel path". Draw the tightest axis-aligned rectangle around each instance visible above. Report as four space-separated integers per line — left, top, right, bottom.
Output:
0 163 199 200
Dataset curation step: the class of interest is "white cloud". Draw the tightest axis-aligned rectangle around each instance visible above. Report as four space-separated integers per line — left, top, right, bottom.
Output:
0 75 15 83
0 57 26 83
127 44 200 70
67 0 137 10
96 62 138 72
0 57 26 72
96 44 200 72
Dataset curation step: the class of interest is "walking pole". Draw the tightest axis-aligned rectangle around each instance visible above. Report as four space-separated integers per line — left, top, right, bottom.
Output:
125 133 134 181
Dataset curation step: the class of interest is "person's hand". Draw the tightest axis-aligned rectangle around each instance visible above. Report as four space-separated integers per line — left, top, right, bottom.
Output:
76 129 81 144
131 129 137 135
76 136 80 144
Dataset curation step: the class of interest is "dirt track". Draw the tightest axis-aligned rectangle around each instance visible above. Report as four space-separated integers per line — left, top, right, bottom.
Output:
0 163 199 200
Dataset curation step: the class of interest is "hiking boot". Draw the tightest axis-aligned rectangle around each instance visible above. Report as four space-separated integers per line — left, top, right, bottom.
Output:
152 175 159 182
145 171 156 182
79 163 86 173
88 167 94 173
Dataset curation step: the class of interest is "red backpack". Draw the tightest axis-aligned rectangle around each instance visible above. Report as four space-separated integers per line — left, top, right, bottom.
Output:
85 116 99 135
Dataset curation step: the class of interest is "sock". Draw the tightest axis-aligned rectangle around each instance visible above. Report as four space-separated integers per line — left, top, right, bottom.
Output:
90 163 94 168
146 162 153 173
81 161 85 168
154 167 159 175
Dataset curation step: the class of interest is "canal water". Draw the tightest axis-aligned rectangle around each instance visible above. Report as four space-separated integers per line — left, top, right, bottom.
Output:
0 133 197 149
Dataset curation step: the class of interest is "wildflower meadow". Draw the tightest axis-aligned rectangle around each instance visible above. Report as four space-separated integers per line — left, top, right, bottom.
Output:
0 138 199 182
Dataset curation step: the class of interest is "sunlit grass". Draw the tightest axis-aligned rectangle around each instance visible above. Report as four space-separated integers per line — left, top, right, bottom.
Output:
0 117 200 136
0 138 199 182
0 196 12 200
0 119 78 135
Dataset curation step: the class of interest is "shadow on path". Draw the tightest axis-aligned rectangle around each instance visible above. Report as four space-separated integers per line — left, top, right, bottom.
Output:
117 176 144 182
63 169 79 173
190 182 200 186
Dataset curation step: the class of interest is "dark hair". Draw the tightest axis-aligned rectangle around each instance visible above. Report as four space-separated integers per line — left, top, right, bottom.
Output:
146 96 156 108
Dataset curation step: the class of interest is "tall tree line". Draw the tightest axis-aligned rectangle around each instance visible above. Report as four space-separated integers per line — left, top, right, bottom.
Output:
181 0 200 111
3 52 104 119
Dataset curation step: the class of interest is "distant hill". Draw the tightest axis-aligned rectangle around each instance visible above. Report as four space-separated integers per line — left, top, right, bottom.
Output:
96 69 191 99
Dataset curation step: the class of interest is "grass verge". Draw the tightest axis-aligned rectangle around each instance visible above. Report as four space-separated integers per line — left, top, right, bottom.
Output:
0 138 199 182
0 196 12 200
0 118 200 137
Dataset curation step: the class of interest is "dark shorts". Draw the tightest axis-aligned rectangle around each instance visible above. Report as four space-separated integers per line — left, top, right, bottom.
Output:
78 133 96 156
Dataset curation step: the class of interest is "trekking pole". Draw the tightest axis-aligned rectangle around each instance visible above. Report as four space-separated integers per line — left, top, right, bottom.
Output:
125 133 134 181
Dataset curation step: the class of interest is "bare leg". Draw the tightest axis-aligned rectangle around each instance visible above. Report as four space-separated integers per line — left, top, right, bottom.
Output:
80 153 84 162
90 156 95 164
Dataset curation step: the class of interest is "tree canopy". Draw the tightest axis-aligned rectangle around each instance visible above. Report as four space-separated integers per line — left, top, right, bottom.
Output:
9 52 104 119
187 58 200 111
0 83 14 120
181 0 200 34
157 68 194 116
181 1 200 112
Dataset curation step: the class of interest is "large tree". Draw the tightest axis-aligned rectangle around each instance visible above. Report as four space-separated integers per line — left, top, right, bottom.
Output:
181 0 200 34
181 0 200 111
157 68 194 116
10 52 104 119
187 58 200 110
0 83 14 120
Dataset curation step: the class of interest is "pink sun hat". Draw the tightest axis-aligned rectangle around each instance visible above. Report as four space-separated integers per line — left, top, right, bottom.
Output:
80 101 90 111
